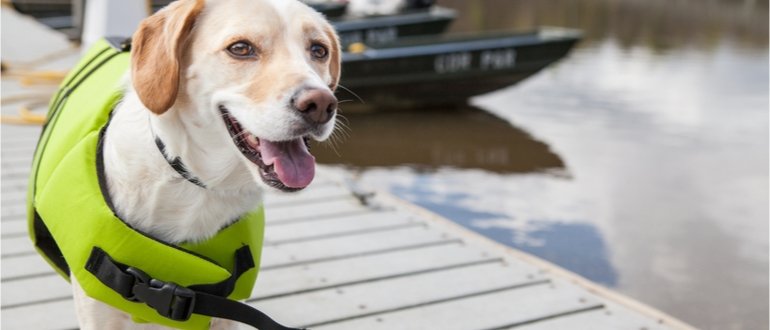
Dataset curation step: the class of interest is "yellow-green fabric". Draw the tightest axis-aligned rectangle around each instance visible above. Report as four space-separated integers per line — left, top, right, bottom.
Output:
27 39 265 330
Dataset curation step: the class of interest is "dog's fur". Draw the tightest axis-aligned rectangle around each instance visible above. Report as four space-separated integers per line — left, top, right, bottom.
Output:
72 0 340 328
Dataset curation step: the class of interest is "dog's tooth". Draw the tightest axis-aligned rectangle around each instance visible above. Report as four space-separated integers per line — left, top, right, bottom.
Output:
246 134 259 147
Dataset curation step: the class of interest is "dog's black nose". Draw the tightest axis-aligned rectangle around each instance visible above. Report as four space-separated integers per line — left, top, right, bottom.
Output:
292 88 337 124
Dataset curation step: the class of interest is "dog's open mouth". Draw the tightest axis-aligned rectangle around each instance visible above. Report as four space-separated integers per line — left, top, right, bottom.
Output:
220 106 314 192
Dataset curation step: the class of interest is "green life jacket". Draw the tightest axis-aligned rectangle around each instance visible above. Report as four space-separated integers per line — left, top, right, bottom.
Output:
27 38 267 330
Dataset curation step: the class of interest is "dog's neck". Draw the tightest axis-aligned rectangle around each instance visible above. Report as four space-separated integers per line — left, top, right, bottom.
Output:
102 90 262 244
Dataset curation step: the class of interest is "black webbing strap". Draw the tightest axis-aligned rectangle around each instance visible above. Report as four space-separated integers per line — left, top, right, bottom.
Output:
193 291 302 330
85 247 304 330
188 246 254 296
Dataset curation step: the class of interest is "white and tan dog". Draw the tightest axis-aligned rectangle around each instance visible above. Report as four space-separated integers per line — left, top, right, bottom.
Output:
72 0 340 328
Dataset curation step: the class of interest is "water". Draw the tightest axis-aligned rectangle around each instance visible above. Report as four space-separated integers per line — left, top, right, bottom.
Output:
312 0 769 329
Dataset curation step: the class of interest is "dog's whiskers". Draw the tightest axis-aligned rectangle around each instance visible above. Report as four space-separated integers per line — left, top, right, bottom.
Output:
337 85 364 104
322 112 351 156
334 113 351 135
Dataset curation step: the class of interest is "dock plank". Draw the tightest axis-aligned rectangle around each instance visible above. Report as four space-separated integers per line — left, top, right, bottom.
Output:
1 299 78 330
263 210 407 243
1 204 27 220
1 167 31 180
312 280 602 330
260 224 452 268
250 262 557 328
263 184 356 206
1 178 27 193
1 274 72 308
514 301 670 330
1 254 53 280
1 219 27 237
1 236 35 257
264 197 375 223
1 181 29 196
251 242 508 300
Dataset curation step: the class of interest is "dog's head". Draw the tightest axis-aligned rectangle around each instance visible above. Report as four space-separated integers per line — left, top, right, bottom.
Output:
131 0 341 192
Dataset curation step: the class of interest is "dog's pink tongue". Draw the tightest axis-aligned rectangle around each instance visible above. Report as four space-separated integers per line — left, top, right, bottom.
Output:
259 139 315 188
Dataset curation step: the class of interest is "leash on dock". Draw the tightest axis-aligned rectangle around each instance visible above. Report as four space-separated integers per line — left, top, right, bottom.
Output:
0 36 79 125
0 62 69 126
0 90 54 126
0 96 49 125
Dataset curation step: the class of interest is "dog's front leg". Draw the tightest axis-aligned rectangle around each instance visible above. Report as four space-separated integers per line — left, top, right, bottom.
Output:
210 318 242 330
72 277 137 329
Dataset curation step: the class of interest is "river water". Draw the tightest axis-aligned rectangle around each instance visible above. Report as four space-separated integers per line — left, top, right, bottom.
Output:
312 0 768 329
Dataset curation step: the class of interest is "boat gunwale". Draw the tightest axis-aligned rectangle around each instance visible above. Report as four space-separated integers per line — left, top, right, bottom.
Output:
342 28 582 62
332 6 457 30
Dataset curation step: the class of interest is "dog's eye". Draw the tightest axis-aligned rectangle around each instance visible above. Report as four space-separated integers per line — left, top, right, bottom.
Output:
310 44 328 59
227 41 256 58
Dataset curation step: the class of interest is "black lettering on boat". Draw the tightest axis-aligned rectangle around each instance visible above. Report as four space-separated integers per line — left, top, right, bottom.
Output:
365 27 398 45
434 52 472 74
480 48 516 70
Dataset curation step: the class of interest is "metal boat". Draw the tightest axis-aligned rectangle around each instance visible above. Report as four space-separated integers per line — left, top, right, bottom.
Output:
333 6 456 48
339 27 582 108
307 1 348 18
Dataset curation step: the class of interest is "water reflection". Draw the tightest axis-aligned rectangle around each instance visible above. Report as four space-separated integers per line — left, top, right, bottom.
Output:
311 107 564 173
489 221 619 286
401 186 620 286
471 38 768 330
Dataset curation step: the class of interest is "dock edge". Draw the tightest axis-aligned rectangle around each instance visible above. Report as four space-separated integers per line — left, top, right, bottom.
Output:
371 189 697 330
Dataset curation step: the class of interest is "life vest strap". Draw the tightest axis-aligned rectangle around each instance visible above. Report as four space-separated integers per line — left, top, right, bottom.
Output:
86 246 302 329
189 246 254 296
193 290 306 330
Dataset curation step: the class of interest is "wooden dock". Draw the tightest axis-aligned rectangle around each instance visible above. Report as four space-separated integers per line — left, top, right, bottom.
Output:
0 121 692 329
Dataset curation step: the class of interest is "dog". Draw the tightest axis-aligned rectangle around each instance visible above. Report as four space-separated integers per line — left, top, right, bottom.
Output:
69 0 341 328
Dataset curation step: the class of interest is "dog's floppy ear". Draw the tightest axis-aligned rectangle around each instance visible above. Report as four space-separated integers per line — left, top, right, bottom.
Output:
131 0 203 114
323 24 342 92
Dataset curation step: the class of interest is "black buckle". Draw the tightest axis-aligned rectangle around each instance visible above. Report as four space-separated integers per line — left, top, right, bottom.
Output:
126 267 196 321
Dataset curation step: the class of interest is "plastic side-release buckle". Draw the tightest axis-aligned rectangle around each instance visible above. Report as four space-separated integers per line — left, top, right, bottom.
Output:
126 267 196 321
